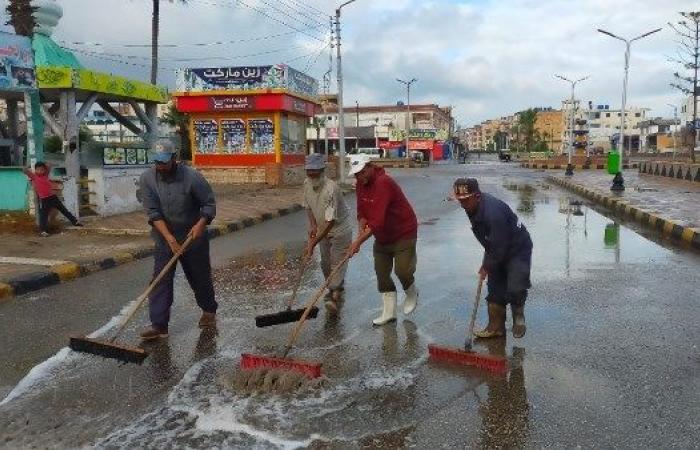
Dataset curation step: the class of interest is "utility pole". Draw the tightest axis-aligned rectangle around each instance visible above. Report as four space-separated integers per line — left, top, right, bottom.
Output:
667 103 679 160
323 16 334 156
397 78 417 159
598 27 661 190
555 74 589 176
335 0 358 184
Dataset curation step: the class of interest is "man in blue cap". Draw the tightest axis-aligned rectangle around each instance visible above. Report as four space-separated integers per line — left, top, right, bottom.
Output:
303 153 352 312
137 140 218 340
454 177 532 339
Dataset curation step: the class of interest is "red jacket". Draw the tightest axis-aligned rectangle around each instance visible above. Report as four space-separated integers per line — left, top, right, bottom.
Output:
356 167 418 244
26 170 54 199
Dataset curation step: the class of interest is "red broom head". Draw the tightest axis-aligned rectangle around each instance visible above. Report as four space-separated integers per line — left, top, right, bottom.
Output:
428 343 508 374
240 353 322 378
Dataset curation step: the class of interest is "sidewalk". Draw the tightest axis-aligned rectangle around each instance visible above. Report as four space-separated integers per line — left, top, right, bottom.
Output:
0 184 303 300
548 170 700 251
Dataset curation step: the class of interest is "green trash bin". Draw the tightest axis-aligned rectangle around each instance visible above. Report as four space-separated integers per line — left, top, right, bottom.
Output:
604 223 620 248
607 150 620 174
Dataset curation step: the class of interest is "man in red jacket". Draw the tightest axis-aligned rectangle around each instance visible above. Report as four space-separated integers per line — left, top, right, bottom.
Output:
347 155 419 325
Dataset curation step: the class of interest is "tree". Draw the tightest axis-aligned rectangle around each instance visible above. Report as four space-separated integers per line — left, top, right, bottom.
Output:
149 0 187 85
514 109 539 153
5 0 35 36
669 11 700 163
161 102 191 160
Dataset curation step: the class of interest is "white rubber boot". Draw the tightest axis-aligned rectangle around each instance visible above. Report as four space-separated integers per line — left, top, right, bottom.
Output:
403 283 419 315
373 292 397 326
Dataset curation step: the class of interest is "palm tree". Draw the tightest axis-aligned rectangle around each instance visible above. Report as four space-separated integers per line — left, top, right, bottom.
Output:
5 0 36 36
514 109 539 153
161 102 191 159
150 0 187 85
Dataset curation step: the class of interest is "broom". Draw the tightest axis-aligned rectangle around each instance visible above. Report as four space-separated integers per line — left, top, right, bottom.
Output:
254 223 332 328
240 253 352 386
428 275 508 374
69 235 194 364
254 251 319 327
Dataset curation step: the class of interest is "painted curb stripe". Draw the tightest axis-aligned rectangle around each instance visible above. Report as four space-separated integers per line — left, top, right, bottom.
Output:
50 262 81 282
0 283 14 300
9 272 60 296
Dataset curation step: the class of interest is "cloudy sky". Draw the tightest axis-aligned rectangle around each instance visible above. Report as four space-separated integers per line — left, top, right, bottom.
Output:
1 0 694 125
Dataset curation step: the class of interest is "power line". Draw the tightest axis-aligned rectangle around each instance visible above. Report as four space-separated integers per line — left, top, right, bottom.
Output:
264 0 328 27
303 40 330 74
282 0 327 17
58 29 317 49
64 44 309 65
188 0 326 42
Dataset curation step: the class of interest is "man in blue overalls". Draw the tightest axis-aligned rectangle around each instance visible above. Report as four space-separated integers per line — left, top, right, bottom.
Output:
454 178 532 338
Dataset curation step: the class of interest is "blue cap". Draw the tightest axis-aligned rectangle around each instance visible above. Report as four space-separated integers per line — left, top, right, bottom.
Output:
305 153 326 170
150 140 176 163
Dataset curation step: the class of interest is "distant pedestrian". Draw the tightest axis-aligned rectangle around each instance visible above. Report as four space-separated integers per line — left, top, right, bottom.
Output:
23 162 82 236
303 153 353 312
347 155 419 326
453 178 532 338
138 141 218 340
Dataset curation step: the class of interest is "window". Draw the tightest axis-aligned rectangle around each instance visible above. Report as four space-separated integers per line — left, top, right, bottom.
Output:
606 113 611 118
617 113 621 117
635 112 641 117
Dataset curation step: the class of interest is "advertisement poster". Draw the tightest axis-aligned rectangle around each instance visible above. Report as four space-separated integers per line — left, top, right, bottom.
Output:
249 119 274 153
194 119 219 153
103 148 126 165
137 148 148 165
0 32 36 91
221 119 246 154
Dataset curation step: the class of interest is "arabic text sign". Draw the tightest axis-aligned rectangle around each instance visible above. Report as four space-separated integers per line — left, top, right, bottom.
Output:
409 129 437 139
209 96 255 111
176 64 318 97
0 32 36 91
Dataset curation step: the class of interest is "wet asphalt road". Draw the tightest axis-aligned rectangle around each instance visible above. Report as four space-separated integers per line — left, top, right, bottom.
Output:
1 160 699 449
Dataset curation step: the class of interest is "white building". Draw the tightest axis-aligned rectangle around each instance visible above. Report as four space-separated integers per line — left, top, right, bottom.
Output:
572 103 649 152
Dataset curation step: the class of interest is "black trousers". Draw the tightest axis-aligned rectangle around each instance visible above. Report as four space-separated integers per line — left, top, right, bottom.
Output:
149 236 218 330
39 195 77 232
486 250 532 307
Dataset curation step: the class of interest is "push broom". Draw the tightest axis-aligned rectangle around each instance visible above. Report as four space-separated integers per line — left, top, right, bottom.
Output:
254 251 319 327
241 253 352 381
254 223 332 328
69 235 194 364
428 275 508 374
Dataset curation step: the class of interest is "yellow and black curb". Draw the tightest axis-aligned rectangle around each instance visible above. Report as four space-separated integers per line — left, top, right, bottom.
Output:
521 163 639 170
0 203 304 301
548 176 700 251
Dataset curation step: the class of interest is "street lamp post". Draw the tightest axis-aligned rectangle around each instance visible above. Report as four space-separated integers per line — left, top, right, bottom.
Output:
598 27 661 191
397 78 417 160
335 0 358 185
667 103 678 161
555 74 589 176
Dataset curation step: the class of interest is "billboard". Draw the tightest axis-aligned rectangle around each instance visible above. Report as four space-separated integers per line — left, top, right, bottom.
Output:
176 64 318 97
0 32 35 91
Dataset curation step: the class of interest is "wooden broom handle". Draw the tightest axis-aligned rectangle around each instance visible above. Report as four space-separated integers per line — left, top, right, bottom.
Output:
282 253 351 357
287 222 331 310
110 234 195 341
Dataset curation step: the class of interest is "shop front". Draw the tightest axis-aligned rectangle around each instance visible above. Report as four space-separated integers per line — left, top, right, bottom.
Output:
174 65 319 185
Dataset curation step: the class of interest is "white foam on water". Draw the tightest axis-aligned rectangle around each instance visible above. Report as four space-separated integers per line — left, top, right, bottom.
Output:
0 297 139 406
194 410 323 450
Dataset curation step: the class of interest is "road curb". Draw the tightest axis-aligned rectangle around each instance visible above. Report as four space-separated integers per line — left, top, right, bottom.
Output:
521 162 639 170
0 203 304 301
547 176 700 251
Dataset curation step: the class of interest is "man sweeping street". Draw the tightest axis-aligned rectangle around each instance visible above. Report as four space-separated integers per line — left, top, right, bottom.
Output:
303 153 353 312
137 141 218 340
347 155 419 326
454 178 532 338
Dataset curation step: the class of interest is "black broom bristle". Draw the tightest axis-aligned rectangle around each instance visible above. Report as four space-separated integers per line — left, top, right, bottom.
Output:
69 336 148 364
255 306 319 328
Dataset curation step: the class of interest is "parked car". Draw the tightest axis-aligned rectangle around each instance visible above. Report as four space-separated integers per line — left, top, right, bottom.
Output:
498 149 512 162
357 147 382 159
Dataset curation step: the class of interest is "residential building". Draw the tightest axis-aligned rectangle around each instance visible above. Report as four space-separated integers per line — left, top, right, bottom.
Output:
639 118 678 153
534 109 565 153
578 103 649 152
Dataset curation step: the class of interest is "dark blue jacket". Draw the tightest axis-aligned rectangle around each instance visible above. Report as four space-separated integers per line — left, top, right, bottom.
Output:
468 193 532 271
